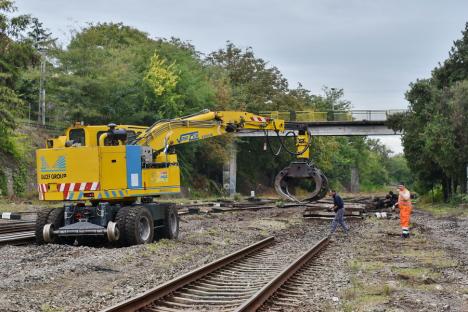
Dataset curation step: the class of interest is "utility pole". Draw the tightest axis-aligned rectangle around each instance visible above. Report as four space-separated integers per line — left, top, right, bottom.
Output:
330 87 336 112
38 50 46 126
330 87 336 122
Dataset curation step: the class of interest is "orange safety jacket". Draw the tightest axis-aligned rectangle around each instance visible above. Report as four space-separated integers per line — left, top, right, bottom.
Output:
398 189 412 229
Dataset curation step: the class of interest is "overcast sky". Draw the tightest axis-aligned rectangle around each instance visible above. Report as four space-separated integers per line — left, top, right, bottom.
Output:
15 0 468 153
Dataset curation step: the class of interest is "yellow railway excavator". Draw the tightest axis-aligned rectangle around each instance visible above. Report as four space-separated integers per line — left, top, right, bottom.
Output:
35 110 328 245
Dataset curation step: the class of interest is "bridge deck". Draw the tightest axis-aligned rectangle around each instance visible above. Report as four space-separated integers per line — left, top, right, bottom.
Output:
239 110 404 136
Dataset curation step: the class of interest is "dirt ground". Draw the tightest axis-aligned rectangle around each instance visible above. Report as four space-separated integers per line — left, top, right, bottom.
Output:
333 210 468 312
0 205 466 312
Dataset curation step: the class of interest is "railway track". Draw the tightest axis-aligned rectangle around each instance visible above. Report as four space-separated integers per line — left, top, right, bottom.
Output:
259 242 333 311
102 235 330 312
0 221 36 246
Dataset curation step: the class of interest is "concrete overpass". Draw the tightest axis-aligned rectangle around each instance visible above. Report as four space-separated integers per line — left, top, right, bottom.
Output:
236 120 400 136
236 110 404 137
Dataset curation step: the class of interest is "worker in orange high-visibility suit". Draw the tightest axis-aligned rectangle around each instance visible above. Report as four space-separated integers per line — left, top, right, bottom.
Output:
397 183 412 238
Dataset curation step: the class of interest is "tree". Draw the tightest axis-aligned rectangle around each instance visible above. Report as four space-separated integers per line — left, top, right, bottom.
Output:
144 53 181 116
206 42 289 112
0 0 35 154
396 23 468 199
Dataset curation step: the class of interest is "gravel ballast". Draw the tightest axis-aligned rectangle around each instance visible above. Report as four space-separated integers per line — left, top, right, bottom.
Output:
0 206 466 311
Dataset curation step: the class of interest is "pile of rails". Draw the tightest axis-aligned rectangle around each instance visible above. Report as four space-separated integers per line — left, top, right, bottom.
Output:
177 195 392 220
177 198 277 215
281 195 393 219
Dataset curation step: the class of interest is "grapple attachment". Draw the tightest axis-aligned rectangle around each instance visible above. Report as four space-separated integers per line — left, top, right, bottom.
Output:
274 161 329 203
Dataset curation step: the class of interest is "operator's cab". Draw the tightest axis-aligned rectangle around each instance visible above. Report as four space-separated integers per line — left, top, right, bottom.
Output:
46 124 146 149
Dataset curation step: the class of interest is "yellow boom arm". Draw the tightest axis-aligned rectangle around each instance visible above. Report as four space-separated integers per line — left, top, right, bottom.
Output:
133 110 285 153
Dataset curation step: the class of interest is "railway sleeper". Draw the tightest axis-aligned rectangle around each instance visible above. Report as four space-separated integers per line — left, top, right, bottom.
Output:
193 280 267 288
200 276 271 285
188 283 261 292
168 295 246 305
183 287 255 296
171 292 253 302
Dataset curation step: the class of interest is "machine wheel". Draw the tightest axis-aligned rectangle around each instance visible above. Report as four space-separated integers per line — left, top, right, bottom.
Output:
116 206 154 246
115 206 129 246
159 205 179 239
46 208 65 244
35 208 54 245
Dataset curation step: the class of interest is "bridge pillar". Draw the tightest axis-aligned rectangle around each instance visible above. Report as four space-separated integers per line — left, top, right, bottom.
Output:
223 142 237 197
350 166 360 193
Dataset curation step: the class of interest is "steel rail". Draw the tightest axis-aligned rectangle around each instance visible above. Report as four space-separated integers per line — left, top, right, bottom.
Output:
101 236 275 312
0 222 35 234
0 231 35 246
234 235 330 312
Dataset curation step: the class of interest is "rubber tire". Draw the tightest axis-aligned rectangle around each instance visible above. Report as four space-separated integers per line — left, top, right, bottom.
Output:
47 208 68 244
115 206 129 246
35 208 54 245
160 205 179 240
116 206 154 246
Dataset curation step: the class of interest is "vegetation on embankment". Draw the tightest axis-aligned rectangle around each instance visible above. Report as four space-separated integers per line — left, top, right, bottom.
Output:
416 192 468 217
417 203 468 217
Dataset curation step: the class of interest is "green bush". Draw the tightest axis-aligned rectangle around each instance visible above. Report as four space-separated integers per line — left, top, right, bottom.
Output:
0 169 7 196
13 164 27 196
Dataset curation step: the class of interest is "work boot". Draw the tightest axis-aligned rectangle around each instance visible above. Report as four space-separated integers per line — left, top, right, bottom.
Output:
402 229 410 239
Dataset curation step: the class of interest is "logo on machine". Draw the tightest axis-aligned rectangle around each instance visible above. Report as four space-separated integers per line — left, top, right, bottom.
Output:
159 171 168 182
40 156 67 179
41 156 66 172
177 131 199 143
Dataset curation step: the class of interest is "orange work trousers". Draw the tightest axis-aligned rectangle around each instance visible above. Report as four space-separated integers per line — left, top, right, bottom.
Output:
399 202 412 229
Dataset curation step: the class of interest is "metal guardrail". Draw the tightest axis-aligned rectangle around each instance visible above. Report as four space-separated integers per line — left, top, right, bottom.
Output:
260 110 407 122
18 120 66 131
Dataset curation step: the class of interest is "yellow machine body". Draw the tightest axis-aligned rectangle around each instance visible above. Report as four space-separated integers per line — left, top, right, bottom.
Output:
36 111 285 202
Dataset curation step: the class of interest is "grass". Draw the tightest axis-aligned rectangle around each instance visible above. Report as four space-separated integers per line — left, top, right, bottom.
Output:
393 267 440 281
417 202 468 217
342 277 393 310
402 247 458 268
0 198 59 213
40 304 64 312
146 239 176 253
348 259 385 273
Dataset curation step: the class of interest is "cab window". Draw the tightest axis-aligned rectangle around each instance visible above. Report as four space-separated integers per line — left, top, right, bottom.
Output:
69 129 86 146
97 130 134 145
126 130 136 142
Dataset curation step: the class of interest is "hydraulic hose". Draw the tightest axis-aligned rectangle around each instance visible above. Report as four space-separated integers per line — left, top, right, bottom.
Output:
263 129 282 156
264 123 312 157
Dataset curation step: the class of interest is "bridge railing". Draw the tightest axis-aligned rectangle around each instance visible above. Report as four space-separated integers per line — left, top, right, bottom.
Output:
260 109 407 122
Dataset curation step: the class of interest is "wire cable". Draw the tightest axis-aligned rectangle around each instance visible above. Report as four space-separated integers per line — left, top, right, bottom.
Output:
264 122 312 157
